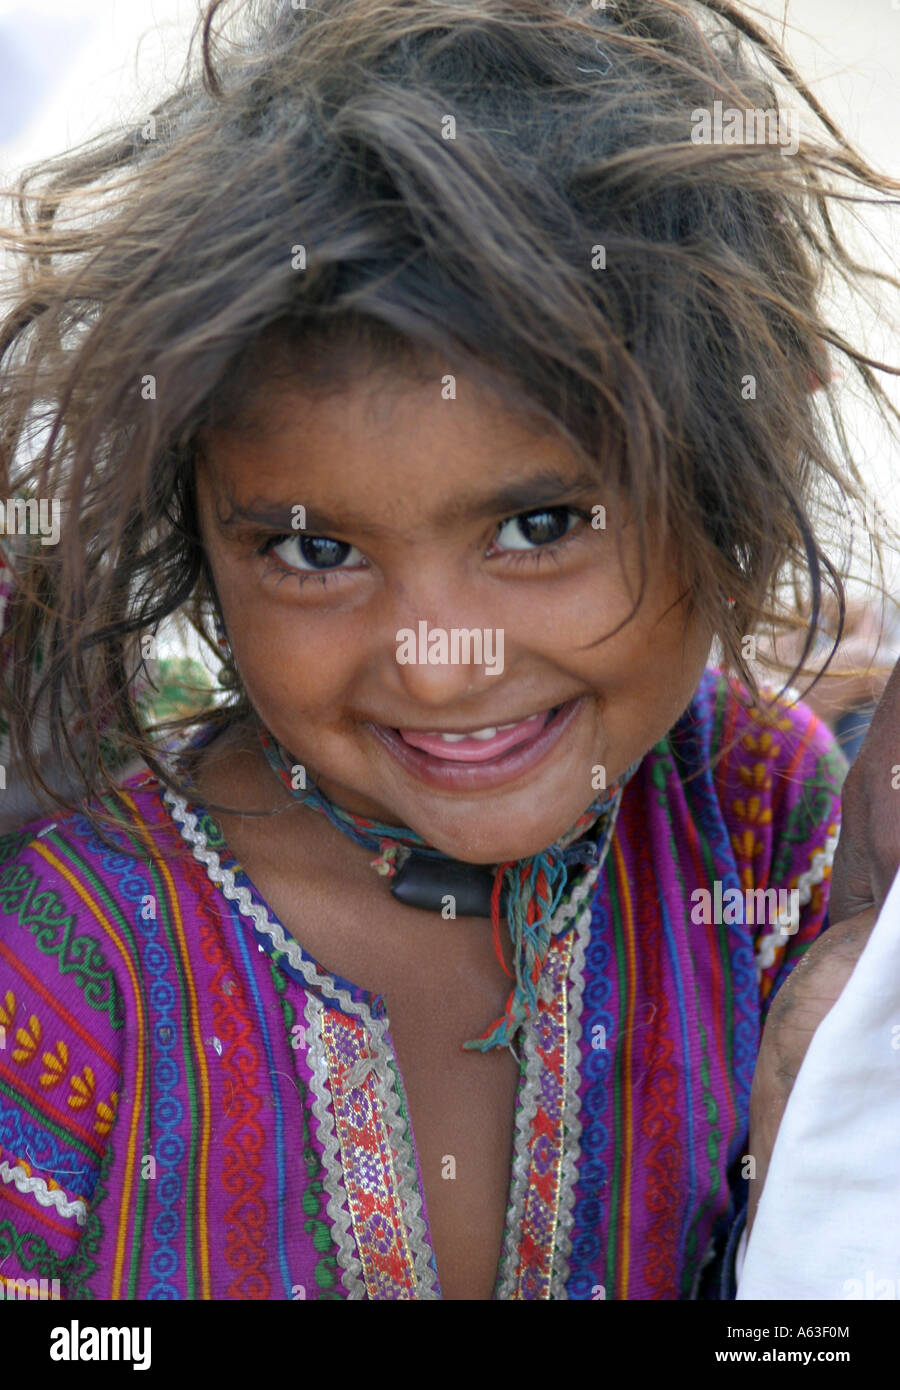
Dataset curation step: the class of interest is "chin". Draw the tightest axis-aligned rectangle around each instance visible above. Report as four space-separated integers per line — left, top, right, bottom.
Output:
414 813 580 865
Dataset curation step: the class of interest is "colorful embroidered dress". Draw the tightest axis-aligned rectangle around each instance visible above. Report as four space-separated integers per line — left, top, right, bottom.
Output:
0 668 844 1299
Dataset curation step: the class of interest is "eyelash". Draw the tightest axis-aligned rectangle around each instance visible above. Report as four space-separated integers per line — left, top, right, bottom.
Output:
254 506 593 592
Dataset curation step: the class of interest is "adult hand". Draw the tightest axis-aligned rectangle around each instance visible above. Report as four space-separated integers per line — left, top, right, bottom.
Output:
829 651 900 923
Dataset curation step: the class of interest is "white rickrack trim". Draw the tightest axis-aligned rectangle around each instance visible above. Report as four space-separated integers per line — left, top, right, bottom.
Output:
369 1037 439 1298
754 826 840 976
552 787 623 1300
303 994 366 1300
496 788 623 1300
494 978 543 1300
0 1159 87 1226
162 788 377 1028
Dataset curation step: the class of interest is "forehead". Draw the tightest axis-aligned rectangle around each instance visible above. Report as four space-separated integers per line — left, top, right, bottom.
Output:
199 367 597 529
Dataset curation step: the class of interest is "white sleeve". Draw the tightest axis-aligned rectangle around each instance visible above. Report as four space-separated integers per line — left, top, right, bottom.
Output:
737 864 900 1300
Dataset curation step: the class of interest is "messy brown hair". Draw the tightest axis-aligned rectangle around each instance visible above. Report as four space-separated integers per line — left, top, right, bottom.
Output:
1 0 899 835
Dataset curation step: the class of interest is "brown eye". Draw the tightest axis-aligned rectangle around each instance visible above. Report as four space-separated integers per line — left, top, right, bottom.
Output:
494 507 580 551
266 534 363 570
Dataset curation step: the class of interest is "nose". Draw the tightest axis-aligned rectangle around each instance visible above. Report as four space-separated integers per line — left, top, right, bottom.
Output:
361 550 510 709
390 616 507 707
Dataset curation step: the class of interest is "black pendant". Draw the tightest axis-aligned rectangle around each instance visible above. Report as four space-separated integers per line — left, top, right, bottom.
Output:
389 853 507 917
386 819 610 918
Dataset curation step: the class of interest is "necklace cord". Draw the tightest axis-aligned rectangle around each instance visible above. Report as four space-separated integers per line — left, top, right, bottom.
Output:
255 715 637 1050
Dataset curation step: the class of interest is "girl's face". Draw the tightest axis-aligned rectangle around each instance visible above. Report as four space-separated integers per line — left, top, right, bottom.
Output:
196 362 713 864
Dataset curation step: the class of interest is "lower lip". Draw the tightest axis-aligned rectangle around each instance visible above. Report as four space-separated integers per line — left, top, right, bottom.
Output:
365 698 585 792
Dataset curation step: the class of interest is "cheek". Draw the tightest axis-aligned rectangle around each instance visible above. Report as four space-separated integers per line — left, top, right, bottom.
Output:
229 605 350 716
571 581 711 745
564 574 707 684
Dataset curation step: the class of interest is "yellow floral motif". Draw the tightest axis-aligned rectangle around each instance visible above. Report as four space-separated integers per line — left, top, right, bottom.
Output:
740 730 781 759
0 989 15 1032
12 1014 41 1065
747 704 794 735
738 762 772 792
94 1090 119 1137
68 1065 96 1111
40 1039 69 1089
731 796 772 827
730 830 764 863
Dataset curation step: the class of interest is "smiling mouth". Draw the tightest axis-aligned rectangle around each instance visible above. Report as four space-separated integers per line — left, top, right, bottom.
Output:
393 705 561 763
365 697 584 791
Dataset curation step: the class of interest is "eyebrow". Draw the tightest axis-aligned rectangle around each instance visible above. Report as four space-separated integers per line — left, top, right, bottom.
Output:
219 466 604 537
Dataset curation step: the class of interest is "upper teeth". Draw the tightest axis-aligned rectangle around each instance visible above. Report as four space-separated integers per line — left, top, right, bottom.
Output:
425 716 539 742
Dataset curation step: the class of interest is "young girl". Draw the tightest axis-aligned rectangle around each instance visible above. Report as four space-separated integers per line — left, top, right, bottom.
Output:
0 0 897 1301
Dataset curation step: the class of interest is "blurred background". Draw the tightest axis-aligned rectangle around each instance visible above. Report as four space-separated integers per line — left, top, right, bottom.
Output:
0 0 899 748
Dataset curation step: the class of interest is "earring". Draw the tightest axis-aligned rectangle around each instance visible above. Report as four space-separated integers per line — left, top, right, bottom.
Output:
212 607 230 653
